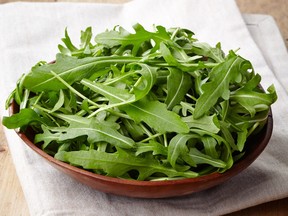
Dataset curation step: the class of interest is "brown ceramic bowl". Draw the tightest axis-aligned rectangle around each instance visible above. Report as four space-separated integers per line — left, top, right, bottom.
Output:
10 101 273 198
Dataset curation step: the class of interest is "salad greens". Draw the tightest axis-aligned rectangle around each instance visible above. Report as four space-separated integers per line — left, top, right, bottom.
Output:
2 24 277 181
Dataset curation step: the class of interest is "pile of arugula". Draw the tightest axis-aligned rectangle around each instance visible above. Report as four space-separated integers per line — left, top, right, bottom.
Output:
2 24 277 181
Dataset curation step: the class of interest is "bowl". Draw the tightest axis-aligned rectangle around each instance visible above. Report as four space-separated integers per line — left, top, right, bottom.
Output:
10 100 273 198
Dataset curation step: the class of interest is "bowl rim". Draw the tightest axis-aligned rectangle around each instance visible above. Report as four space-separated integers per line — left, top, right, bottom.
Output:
10 100 274 188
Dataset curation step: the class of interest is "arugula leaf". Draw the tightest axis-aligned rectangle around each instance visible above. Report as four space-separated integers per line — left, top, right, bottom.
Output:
231 83 277 117
2 108 51 129
122 119 146 141
131 63 158 100
35 125 62 149
81 78 135 104
201 136 219 158
55 148 198 180
82 78 189 134
80 27 93 49
168 134 200 168
194 56 248 119
165 68 192 110
35 114 135 149
49 89 65 113
58 27 93 57
62 28 76 51
81 63 157 104
182 114 220 134
136 140 168 156
23 54 141 92
121 98 190 134
95 23 170 56
188 148 226 168
236 129 248 152
192 42 225 63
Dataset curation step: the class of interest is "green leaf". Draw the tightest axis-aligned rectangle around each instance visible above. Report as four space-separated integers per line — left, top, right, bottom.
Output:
49 89 65 113
236 129 248 152
81 78 135 112
165 68 192 110
194 56 248 118
82 78 134 102
192 42 225 63
136 140 168 156
95 23 170 56
61 28 78 52
23 54 140 92
219 121 238 151
55 149 198 180
168 134 200 168
82 63 158 104
226 107 270 132
182 114 220 134
2 108 49 129
201 136 219 158
58 27 93 57
231 83 277 117
188 148 226 168
131 63 158 100
35 125 62 149
6 74 26 108
159 42 179 66
122 119 145 141
36 114 135 149
122 98 190 134
82 78 189 134
80 27 93 49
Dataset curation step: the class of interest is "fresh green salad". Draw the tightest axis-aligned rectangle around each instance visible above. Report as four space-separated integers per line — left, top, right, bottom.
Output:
2 24 277 181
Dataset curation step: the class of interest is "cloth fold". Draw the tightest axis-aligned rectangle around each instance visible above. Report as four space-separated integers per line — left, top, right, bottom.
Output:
1 1 288 215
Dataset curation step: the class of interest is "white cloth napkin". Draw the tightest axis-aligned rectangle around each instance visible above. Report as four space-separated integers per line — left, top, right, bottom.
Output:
1 1 288 215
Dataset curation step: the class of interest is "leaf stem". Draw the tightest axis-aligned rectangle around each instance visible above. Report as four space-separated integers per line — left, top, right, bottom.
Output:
32 92 44 108
170 28 180 40
146 60 218 68
87 101 133 119
104 71 138 86
247 122 260 137
50 70 100 108
163 133 168 147
185 93 197 102
88 108 131 120
140 133 163 143
75 109 87 116
129 76 143 93
32 104 51 113
139 123 153 137
20 89 30 109
32 104 61 127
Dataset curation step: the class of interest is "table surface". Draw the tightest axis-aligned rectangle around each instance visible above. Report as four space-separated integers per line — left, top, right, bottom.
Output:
0 0 287 215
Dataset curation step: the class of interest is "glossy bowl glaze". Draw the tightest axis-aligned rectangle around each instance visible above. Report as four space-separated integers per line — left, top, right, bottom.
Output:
10 101 273 198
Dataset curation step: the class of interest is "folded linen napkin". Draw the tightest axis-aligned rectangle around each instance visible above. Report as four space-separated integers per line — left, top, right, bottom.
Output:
1 1 288 215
